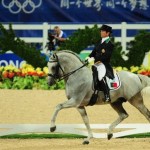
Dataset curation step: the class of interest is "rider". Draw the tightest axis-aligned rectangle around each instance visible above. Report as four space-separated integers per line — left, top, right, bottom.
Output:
87 24 114 102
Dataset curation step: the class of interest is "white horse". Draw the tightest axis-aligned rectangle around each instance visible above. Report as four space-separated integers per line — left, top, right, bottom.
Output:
47 50 150 144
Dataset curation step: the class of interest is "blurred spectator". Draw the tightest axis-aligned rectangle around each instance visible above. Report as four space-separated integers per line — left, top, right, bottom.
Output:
53 26 67 49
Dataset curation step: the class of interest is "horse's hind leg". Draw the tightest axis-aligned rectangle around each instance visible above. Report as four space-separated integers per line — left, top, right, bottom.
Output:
108 99 128 140
128 92 150 122
77 106 93 145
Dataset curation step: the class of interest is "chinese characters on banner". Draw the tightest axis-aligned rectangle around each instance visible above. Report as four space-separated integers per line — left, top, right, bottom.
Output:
0 0 150 22
60 0 149 11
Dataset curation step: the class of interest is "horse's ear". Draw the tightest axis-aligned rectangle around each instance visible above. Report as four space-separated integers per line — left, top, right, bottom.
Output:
53 53 58 59
52 54 56 59
50 53 58 61
50 53 56 60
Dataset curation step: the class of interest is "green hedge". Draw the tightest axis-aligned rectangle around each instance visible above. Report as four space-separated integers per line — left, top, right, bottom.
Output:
0 23 47 68
0 76 65 90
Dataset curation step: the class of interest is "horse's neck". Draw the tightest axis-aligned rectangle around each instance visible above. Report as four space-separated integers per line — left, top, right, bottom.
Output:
63 59 83 73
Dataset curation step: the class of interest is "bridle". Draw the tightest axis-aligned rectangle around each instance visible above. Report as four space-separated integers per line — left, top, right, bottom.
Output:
48 54 88 82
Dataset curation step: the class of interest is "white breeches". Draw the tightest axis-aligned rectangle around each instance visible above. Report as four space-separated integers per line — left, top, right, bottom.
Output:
94 63 106 81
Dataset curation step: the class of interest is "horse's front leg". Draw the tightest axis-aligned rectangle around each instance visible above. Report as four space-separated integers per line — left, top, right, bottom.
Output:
50 98 78 132
77 106 93 145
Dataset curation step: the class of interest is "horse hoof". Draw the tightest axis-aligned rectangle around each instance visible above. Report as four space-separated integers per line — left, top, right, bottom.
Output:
50 126 56 132
82 141 89 145
107 133 113 140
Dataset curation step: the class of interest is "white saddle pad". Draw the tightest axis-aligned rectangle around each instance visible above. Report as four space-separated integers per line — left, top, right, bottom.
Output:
94 63 106 81
106 72 121 91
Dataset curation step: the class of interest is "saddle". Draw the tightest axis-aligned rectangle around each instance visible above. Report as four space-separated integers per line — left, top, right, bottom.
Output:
92 66 121 91
87 71 121 106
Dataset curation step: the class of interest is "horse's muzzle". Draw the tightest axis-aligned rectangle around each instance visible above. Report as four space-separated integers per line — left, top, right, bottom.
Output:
47 80 56 86
47 76 56 86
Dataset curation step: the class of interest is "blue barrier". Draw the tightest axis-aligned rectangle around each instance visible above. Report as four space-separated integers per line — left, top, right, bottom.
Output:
0 52 26 68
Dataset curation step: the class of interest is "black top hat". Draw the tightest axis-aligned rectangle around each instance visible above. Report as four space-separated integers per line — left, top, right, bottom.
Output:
100 24 112 33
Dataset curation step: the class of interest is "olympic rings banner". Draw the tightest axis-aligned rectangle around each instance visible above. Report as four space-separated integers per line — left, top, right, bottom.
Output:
0 0 150 22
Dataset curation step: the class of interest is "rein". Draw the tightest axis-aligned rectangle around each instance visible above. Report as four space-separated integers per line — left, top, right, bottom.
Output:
48 57 88 82
57 63 87 81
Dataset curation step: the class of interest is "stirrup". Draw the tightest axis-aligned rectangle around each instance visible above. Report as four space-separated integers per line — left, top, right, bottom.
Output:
104 95 111 102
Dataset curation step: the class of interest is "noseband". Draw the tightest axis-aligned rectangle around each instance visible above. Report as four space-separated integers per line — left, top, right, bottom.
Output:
48 54 87 81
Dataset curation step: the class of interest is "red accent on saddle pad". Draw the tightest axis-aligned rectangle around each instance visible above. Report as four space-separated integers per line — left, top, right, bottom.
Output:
111 82 118 88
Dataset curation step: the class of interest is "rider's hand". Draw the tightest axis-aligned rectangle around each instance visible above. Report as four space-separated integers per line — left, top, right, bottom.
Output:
85 58 89 64
85 57 94 65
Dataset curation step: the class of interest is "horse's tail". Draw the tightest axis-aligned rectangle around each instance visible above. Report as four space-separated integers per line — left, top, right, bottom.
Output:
137 74 150 88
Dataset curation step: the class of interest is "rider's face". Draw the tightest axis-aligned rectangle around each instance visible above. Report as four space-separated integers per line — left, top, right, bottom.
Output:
100 30 110 38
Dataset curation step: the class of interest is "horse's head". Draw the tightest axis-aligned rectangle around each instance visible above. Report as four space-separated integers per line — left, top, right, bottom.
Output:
47 53 64 86
47 50 85 86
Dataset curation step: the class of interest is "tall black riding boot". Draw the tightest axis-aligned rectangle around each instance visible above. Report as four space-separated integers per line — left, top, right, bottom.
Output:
99 78 111 102
92 65 100 91
88 90 99 106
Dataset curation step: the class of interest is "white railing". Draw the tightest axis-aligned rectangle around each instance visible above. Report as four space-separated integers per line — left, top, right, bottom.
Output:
2 22 150 53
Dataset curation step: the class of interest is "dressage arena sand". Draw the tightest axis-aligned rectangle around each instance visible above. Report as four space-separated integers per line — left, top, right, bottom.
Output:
0 89 150 150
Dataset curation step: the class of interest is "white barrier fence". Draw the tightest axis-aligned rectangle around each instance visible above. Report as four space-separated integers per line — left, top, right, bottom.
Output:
2 22 150 52
1 124 150 138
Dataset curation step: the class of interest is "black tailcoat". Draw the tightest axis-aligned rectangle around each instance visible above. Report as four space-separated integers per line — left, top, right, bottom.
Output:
89 39 114 79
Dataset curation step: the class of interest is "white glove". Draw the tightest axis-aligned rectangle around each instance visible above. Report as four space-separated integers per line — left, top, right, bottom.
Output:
85 57 94 64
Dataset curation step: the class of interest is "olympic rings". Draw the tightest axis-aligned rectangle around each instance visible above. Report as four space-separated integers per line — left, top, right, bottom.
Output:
1 0 42 14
